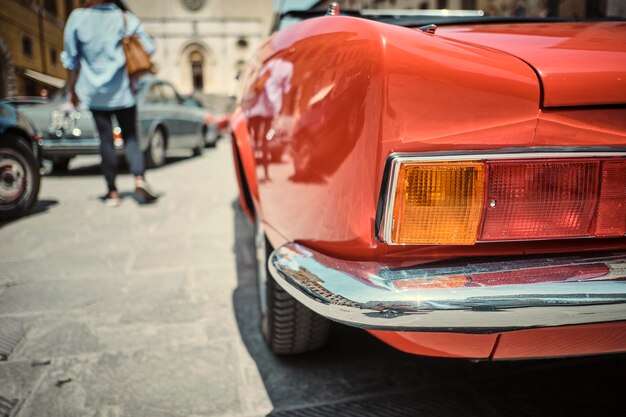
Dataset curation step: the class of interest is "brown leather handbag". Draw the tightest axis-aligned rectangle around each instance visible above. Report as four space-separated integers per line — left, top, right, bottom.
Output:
121 13 154 77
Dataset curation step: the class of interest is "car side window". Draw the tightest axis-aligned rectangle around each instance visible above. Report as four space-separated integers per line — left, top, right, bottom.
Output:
145 84 162 104
161 84 180 105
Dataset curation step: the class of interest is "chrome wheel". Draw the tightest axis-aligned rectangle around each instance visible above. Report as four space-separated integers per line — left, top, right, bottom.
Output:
0 136 40 219
0 154 26 205
148 129 166 167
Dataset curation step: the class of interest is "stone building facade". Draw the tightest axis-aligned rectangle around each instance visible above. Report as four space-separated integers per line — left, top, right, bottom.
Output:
0 0 80 98
310 0 614 17
126 0 274 97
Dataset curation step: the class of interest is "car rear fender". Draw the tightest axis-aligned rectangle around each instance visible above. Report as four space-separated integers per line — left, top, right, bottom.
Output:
1 127 39 158
238 16 388 255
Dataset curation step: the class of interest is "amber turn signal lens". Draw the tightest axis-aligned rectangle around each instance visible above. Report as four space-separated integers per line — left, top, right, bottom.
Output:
392 162 484 244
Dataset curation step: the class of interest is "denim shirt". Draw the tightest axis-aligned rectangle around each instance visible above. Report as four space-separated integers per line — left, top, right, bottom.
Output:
61 4 155 110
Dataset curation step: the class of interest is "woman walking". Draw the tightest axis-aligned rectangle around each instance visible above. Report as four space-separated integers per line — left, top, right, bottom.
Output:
62 0 158 206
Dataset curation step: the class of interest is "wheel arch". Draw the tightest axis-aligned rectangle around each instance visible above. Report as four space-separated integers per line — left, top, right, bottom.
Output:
153 123 168 149
230 108 258 222
144 120 169 152
1 127 33 143
0 128 38 158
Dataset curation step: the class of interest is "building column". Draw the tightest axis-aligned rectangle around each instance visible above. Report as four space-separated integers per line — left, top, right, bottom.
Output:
0 35 16 98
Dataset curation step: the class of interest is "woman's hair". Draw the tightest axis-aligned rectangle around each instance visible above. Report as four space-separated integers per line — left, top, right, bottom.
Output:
82 0 130 12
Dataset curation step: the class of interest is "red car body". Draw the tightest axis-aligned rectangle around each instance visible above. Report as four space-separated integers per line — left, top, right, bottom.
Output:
231 15 626 359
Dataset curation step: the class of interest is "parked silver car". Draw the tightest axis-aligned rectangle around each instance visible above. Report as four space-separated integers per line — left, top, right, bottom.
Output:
20 77 217 171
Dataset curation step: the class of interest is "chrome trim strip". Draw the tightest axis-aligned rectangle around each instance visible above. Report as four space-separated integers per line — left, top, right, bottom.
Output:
269 243 626 333
378 150 626 245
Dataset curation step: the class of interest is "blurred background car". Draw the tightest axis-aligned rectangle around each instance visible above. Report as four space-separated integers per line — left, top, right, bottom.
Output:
19 77 211 172
182 95 220 148
0 100 41 219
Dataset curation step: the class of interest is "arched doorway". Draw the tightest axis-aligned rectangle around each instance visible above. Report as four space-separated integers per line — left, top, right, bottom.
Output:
179 43 214 95
0 36 15 98
190 51 205 92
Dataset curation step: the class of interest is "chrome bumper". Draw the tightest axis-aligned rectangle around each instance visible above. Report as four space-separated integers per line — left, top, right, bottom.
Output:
269 244 626 333
39 138 124 156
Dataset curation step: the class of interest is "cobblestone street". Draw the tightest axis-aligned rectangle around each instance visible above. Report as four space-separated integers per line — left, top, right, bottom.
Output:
0 140 625 417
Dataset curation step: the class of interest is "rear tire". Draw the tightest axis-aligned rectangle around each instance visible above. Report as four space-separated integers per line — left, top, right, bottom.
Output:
192 137 204 157
0 136 40 219
145 128 166 168
256 217 331 354
203 126 217 148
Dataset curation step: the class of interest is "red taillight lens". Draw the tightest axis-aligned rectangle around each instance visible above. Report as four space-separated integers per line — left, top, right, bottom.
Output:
481 160 600 240
594 161 626 237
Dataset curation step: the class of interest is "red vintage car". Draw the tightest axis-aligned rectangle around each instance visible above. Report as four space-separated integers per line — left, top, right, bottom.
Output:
231 4 626 359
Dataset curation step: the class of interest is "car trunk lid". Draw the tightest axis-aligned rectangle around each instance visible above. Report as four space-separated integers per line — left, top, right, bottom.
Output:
437 22 626 107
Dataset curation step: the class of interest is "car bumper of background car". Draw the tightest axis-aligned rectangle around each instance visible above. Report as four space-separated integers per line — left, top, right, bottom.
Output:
39 138 124 157
269 243 626 359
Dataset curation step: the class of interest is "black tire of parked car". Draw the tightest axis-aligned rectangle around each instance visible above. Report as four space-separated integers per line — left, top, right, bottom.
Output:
204 126 216 148
192 135 204 157
0 135 40 219
145 127 166 168
256 218 331 354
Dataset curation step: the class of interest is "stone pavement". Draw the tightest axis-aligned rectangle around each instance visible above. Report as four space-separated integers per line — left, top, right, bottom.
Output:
0 142 272 417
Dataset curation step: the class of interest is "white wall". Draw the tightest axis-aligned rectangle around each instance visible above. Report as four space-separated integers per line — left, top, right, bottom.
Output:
126 0 274 96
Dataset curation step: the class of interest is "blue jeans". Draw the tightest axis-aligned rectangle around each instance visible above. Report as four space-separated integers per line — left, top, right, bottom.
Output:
91 106 144 193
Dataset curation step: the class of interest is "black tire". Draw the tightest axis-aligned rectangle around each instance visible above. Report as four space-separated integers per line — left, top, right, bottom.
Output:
52 157 71 173
192 137 204 157
203 126 216 148
0 135 40 219
145 127 166 168
256 218 331 354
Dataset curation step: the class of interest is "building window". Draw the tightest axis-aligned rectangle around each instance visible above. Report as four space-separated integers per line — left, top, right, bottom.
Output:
190 51 204 91
236 38 249 50
44 0 58 17
180 0 207 12
22 35 33 58
50 48 58 66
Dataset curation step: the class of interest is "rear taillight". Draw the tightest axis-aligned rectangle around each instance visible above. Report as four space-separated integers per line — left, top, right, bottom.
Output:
381 155 626 245
391 162 484 244
594 161 626 237
481 160 600 240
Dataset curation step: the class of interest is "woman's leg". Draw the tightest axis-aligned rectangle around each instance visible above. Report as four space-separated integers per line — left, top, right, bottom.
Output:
115 106 157 201
91 109 117 194
114 106 145 178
